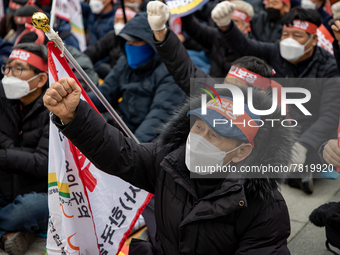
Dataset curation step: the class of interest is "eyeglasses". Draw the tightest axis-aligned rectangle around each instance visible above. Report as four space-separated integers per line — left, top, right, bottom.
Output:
1 64 31 77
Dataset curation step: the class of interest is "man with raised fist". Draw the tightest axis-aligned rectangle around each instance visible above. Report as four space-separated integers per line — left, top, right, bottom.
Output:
43 73 292 254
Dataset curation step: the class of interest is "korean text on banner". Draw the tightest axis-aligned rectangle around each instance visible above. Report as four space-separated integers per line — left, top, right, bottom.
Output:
317 24 334 55
47 41 152 255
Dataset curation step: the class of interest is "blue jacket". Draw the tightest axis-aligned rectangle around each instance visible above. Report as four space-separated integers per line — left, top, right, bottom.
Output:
52 17 80 50
88 6 115 46
88 13 186 143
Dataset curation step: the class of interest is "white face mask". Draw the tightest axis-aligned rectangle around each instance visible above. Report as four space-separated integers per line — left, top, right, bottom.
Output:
280 35 314 62
301 0 316 9
185 132 244 175
114 23 125 35
2 75 39 99
90 0 105 14
124 2 140 9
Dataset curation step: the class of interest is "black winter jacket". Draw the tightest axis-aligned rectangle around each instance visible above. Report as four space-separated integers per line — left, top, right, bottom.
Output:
251 11 282 43
88 13 186 143
0 85 49 201
84 30 123 68
181 14 242 78
54 88 293 255
153 29 212 95
221 21 340 152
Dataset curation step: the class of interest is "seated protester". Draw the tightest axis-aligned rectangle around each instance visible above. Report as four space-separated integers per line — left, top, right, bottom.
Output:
12 4 40 43
84 7 137 79
44 77 293 255
15 28 99 92
0 43 49 254
301 0 332 32
148 2 281 97
87 0 115 46
87 12 186 143
181 0 255 78
0 0 29 40
0 38 13 80
251 0 291 43
52 17 80 51
213 3 340 193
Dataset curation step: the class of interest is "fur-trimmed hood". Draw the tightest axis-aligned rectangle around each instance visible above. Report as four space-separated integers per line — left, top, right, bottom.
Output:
156 87 296 199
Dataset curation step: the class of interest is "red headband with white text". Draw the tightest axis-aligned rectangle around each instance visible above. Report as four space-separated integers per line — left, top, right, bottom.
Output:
9 49 48 72
227 65 282 104
232 9 250 23
283 19 318 34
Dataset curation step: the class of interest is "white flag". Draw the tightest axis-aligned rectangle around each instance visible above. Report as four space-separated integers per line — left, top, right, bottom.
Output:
53 0 87 51
47 42 152 255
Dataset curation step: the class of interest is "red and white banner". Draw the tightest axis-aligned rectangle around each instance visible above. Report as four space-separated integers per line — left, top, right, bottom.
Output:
53 0 86 51
46 42 152 255
317 24 334 55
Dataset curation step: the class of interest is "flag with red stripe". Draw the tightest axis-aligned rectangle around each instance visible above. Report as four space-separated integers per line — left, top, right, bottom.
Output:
46 42 152 255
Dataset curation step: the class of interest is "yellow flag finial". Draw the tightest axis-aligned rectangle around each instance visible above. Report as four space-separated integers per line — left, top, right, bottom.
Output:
32 12 50 33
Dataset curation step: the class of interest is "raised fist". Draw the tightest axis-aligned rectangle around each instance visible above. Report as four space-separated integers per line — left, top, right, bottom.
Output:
323 139 340 167
147 1 170 31
43 77 82 124
332 1 340 21
211 1 236 28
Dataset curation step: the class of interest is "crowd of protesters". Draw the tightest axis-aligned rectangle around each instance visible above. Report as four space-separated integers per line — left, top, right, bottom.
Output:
1 0 340 253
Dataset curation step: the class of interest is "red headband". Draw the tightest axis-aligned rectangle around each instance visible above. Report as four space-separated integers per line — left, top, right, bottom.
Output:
9 49 48 72
115 8 137 19
232 9 250 23
228 65 271 90
206 97 259 147
227 65 282 104
9 1 23 10
283 19 318 34
14 16 32 24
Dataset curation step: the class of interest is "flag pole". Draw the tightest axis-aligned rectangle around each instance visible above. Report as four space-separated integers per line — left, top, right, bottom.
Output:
49 0 57 30
32 12 139 144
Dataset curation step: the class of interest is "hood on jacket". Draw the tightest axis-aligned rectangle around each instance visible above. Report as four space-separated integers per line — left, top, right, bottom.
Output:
156 87 296 199
118 12 155 51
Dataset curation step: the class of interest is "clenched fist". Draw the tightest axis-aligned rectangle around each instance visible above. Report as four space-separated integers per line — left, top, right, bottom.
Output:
323 139 340 167
43 77 81 124
332 1 340 21
147 1 169 31
211 1 236 28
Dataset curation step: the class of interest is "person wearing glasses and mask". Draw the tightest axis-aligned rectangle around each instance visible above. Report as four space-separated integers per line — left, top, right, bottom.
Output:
208 3 339 194
0 43 49 255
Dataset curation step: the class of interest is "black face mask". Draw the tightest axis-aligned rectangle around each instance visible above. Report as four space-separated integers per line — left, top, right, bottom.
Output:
266 8 281 21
